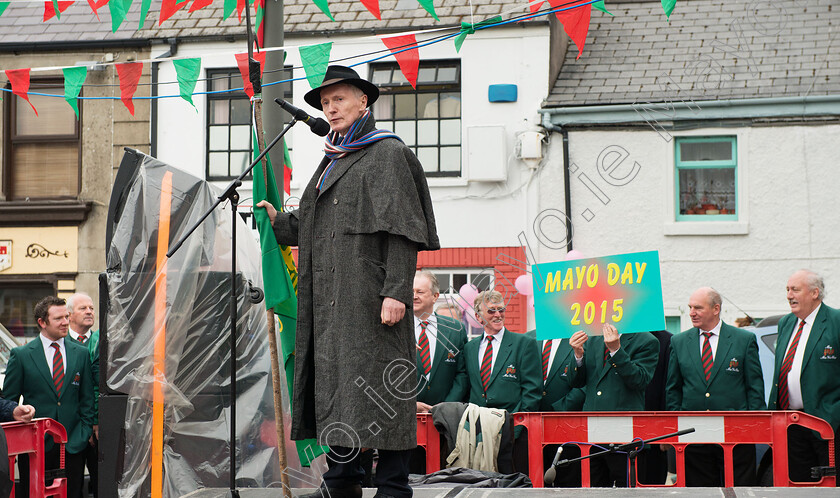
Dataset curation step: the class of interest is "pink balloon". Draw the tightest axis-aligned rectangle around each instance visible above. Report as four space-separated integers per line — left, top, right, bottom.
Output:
527 295 535 311
459 283 479 303
514 274 533 296
465 311 482 329
565 249 585 260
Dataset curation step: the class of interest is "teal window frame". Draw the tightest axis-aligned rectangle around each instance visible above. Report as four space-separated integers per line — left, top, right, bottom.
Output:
674 136 738 222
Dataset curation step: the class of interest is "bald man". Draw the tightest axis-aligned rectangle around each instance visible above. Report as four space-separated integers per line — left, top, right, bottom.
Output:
666 287 764 486
768 270 840 484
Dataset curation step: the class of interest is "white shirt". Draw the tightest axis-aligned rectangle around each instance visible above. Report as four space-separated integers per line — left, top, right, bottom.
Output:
698 319 723 360
541 338 562 383
478 328 505 373
783 304 821 410
68 327 91 343
414 314 438 376
39 334 66 376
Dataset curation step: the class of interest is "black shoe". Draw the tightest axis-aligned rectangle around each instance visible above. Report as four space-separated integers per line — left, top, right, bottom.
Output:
298 483 363 498
372 493 397 498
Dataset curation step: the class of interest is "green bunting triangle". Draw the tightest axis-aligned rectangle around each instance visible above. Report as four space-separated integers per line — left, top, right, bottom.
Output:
0 3 10 18
299 43 333 89
312 0 335 21
52 0 61 19
417 0 439 21
109 0 133 32
139 0 152 28
593 0 613 16
62 66 87 118
661 0 677 18
223 0 236 20
173 58 201 108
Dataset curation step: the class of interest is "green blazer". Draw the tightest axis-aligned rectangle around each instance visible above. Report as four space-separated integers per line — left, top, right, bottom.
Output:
69 330 99 424
465 329 542 428
2 337 95 454
768 304 840 430
524 330 585 411
415 314 468 405
568 332 659 411
666 322 765 411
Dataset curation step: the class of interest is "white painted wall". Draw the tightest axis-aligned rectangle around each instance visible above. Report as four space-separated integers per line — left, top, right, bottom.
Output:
153 25 550 250
536 123 840 329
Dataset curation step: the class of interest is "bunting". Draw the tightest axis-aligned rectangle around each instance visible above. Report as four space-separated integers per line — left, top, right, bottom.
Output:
254 0 265 47
0 3 9 17
173 58 201 108
189 0 213 13
416 0 439 22
549 0 592 59
662 0 677 19
223 0 236 20
381 35 420 89
6 69 37 115
44 0 74 21
86 0 109 20
299 42 332 89
359 0 380 20
109 0 132 32
62 66 87 117
312 0 334 22
116 62 143 116
234 50 266 98
593 0 612 15
159 0 190 24
139 0 151 28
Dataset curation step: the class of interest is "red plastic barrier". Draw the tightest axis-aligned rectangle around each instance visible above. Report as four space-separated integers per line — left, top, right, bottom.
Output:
3 418 68 498
416 413 441 473
514 410 836 488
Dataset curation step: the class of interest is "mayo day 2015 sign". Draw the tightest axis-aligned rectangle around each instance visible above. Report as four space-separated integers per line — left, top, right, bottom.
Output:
533 251 666 339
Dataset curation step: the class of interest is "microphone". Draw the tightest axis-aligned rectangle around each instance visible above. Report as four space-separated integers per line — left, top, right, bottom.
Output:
543 446 563 486
274 98 331 137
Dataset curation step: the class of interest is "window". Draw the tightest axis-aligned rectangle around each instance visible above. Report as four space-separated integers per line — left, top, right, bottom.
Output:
3 80 80 200
0 281 55 340
371 61 461 177
430 268 494 339
206 69 253 180
675 136 737 221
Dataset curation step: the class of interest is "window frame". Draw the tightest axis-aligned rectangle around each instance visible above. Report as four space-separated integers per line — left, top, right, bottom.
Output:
370 60 462 178
3 78 82 201
205 68 254 181
674 136 738 222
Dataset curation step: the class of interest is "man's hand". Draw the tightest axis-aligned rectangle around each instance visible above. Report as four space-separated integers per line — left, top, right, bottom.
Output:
381 297 405 326
12 404 35 423
416 402 433 413
90 424 99 445
255 200 277 225
569 330 588 359
603 323 620 353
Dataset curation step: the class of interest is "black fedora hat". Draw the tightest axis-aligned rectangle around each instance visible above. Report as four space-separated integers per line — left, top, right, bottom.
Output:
304 65 380 111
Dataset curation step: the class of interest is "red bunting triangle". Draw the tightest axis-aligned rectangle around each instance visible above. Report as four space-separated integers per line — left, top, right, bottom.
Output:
160 0 190 24
5 68 38 116
236 0 246 21
86 0 109 19
234 50 266 98
189 0 213 12
530 0 544 14
548 0 591 59
381 35 419 89
360 0 381 20
44 0 74 21
116 62 143 116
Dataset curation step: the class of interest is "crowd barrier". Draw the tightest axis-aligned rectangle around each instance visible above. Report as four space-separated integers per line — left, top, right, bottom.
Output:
417 410 836 488
3 418 67 498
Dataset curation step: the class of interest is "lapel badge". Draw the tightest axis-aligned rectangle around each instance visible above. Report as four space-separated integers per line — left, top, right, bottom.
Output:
822 345 836 360
446 350 456 361
726 358 740 372
562 365 568 377
73 373 81 385
503 364 517 378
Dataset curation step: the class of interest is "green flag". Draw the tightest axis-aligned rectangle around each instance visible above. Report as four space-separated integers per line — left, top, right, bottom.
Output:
251 130 327 467
0 3 10 18
62 66 87 118
223 0 236 20
593 0 613 15
299 42 333 89
417 0 439 21
312 0 335 21
139 0 152 28
173 58 201 108
109 0 133 32
661 0 677 18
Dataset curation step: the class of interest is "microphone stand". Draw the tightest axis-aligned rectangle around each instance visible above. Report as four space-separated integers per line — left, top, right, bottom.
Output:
167 117 299 497
548 427 695 488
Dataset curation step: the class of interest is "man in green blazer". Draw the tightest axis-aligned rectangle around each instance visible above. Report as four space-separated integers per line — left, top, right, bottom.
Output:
524 329 584 487
666 287 765 486
465 290 541 472
568 324 659 487
3 296 94 498
768 270 840 484
413 271 468 411
67 292 99 497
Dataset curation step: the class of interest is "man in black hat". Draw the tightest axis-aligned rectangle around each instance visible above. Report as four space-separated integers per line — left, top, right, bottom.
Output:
258 65 439 498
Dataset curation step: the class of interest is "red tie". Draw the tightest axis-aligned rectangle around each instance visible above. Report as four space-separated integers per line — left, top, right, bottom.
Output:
51 343 64 393
778 319 806 410
78 334 87 344
603 344 610 366
480 336 494 391
701 332 714 381
542 340 552 381
418 321 431 376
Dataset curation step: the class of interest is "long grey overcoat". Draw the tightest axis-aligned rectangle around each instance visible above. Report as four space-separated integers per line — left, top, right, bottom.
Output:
273 115 439 450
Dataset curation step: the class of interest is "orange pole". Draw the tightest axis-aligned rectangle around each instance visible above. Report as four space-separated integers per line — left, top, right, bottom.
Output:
152 171 173 498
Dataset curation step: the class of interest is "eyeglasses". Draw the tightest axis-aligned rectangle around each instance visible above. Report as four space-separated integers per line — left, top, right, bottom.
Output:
485 307 506 315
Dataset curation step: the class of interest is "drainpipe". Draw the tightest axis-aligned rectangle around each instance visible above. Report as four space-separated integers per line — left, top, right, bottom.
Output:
150 38 179 158
541 115 573 252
